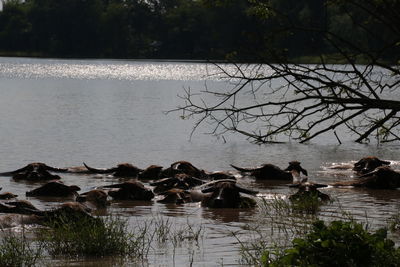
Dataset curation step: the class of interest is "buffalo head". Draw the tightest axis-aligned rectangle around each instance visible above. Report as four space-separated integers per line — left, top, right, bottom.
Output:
201 180 258 208
231 161 308 181
103 181 155 201
289 182 330 202
138 165 163 179
83 162 143 177
353 156 390 175
0 162 64 181
332 166 400 189
157 188 196 204
26 180 80 197
77 189 109 208
150 173 205 194
161 161 207 179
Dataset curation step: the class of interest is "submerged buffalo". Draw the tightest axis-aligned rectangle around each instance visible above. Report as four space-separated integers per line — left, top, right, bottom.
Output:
76 189 109 208
83 162 143 177
0 200 98 227
0 191 18 200
150 173 205 194
25 180 81 197
353 156 391 175
161 161 207 179
157 188 204 204
101 180 154 201
332 166 400 189
0 162 66 181
200 180 258 208
289 182 330 202
138 165 164 179
231 161 308 181
0 200 41 215
44 202 96 222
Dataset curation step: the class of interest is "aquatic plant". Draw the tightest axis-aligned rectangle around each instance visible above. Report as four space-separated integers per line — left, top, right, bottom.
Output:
0 229 43 267
147 215 204 246
388 212 400 233
265 220 400 267
38 215 146 259
236 197 320 266
289 192 330 214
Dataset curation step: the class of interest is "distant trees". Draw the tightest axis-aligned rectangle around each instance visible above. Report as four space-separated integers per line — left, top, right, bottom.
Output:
27 0 104 57
174 0 400 144
0 0 31 52
3 0 395 61
0 0 263 59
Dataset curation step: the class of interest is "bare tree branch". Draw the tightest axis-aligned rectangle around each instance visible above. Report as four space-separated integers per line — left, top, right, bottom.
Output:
171 0 400 144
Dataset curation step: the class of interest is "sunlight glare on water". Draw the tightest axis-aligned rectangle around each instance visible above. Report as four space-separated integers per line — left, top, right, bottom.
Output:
0 58 222 81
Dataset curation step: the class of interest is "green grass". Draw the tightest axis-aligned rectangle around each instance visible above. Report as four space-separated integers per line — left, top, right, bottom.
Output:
289 193 331 215
0 214 206 266
38 215 147 259
148 215 204 246
0 229 43 267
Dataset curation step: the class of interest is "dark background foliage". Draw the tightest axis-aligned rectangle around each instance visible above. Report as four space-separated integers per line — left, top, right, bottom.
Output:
0 0 398 62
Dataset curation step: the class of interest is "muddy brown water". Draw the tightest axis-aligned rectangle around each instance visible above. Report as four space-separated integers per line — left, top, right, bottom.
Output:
1 57 400 266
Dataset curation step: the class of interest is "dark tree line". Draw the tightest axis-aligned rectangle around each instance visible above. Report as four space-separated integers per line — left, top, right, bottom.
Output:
0 0 398 62
0 0 260 59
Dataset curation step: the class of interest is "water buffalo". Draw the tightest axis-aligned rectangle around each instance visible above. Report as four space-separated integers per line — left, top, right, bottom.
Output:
161 161 207 179
0 201 98 227
157 188 204 204
0 192 18 199
0 200 41 215
332 166 400 189
76 189 109 208
83 162 143 177
38 202 102 227
101 180 155 201
0 162 65 181
231 161 308 181
200 180 258 208
353 156 390 175
289 182 330 202
25 180 81 197
138 165 164 180
150 173 205 194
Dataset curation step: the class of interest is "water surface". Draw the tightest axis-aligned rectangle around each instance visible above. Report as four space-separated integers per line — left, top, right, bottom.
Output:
0 57 399 266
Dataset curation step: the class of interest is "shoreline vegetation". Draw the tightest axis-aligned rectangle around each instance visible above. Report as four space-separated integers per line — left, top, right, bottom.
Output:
1 197 400 266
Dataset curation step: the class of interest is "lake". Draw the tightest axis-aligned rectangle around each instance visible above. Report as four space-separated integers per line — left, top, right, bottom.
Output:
0 57 399 266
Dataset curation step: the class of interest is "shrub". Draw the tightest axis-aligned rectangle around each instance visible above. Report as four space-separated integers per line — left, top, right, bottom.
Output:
0 230 43 267
264 220 400 267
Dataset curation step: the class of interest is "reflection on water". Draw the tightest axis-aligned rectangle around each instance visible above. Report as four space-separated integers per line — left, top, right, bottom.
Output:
1 57 400 266
0 58 208 81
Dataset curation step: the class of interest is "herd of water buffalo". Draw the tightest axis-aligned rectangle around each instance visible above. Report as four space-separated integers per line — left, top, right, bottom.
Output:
0 156 399 228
